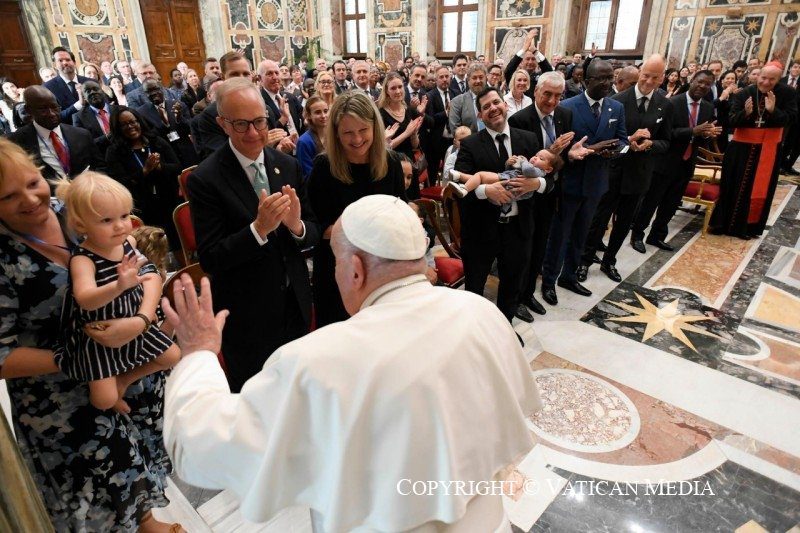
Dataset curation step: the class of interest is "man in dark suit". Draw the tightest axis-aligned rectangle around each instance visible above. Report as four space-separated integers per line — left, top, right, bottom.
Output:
350 60 380 100
631 71 719 251
257 59 304 135
125 62 160 109
580 55 674 282
10 86 106 183
136 79 198 168
704 60 724 105
72 80 116 153
187 78 320 392
425 65 457 184
454 87 551 323
780 60 800 175
449 54 469 96
43 47 91 124
503 29 553 100
508 71 574 318
540 59 628 306
404 64 428 106
333 60 351 94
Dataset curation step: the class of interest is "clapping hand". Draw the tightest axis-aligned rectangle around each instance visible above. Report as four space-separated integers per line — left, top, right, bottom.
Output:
744 97 754 116
524 29 538 53
266 128 288 147
385 122 400 140
116 253 147 291
630 128 651 143
567 135 594 161
765 91 776 113
142 152 161 174
280 184 304 236
254 189 291 238
172 101 183 119
549 131 575 154
416 95 428 114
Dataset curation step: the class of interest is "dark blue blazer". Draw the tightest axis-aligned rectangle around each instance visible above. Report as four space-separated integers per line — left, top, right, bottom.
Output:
43 75 91 123
559 93 628 198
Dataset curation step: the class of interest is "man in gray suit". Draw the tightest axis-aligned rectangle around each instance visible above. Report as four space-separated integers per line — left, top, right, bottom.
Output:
448 63 488 133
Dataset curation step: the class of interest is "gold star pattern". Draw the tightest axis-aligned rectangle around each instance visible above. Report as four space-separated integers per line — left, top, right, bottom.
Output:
746 20 761 33
707 21 720 34
607 293 721 352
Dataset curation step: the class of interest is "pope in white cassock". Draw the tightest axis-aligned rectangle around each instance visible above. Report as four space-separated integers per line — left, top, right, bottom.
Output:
162 195 543 532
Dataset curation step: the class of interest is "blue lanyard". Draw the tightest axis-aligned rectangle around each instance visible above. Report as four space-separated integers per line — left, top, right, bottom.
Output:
0 210 78 252
132 147 151 169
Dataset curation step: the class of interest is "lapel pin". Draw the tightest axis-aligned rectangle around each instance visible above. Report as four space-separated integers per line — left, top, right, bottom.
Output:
274 168 281 174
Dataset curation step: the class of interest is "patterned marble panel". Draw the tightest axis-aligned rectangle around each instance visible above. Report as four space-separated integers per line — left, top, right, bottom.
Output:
286 0 307 32
699 15 765 68
745 284 800 334
230 34 255 66
68 0 110 26
496 0 545 20
767 246 800 291
376 31 410 65
330 0 343 56
121 33 132 61
225 0 252 30
427 1 437 58
675 0 698 7
495 27 542 64
666 16 696 68
76 33 116 63
257 0 283 31
707 0 770 5
111 0 126 27
57 31 71 49
767 12 800 71
725 328 800 385
50 0 66 26
374 0 411 29
514 462 800 533
260 34 287 63
289 36 309 64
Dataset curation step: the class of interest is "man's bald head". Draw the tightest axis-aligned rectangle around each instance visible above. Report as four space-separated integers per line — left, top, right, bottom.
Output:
23 86 61 130
615 66 639 93
638 54 666 95
758 65 782 93
258 59 281 93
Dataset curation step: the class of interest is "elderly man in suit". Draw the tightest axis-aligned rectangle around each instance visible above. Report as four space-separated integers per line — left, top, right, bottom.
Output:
540 59 628 306
425 65 456 184
503 29 553 100
631 71 719 252
509 71 574 318
453 87 552 324
186 77 320 393
580 55 674 283
257 59 304 136
72 80 116 153
448 63 488 134
9 86 105 184
43 47 91 124
350 60 380 100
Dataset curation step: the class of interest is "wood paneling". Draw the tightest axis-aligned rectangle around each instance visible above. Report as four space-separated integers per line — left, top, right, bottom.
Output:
139 0 206 80
0 0 38 86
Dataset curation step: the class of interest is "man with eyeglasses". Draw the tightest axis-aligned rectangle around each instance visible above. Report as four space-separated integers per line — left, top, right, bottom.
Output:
186 77 320 392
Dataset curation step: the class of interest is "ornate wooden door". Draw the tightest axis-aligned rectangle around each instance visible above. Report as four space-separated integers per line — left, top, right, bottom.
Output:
0 0 38 86
138 0 206 81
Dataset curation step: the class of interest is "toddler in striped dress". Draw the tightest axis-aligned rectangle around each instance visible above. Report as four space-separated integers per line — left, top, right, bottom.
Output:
56 172 180 412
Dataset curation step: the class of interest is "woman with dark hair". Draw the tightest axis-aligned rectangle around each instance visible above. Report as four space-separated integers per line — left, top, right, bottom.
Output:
104 106 181 250
307 92 407 326
661 68 685 97
714 69 740 151
678 66 690 86
296 94 329 180
107 74 128 106
1 78 23 132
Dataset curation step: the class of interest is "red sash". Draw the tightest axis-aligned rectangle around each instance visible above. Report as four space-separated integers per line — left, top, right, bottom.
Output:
732 127 783 223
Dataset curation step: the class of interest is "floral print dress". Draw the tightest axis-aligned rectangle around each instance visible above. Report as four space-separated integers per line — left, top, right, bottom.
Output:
0 203 172 532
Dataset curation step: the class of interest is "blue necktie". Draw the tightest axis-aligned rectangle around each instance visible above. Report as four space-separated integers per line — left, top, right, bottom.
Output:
542 115 556 148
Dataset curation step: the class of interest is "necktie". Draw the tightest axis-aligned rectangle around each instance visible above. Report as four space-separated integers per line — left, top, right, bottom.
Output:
638 96 648 114
411 91 418 100
444 91 451 132
97 108 110 134
542 114 556 148
250 161 270 195
265 93 281 123
792 77 797 88
68 81 78 101
158 105 169 126
683 101 699 161
49 131 71 174
459 80 465 93
495 133 512 214
591 101 600 119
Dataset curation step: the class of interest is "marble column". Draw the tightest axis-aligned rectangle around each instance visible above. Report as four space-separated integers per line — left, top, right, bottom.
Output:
550 0 573 56
476 2 488 58
317 0 335 60
19 0 51 71
198 0 227 59
643 0 671 58
127 0 151 62
412 0 428 59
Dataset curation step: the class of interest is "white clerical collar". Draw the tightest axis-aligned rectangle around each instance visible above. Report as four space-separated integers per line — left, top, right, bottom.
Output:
59 72 77 85
634 84 654 101
360 274 429 310
33 120 61 138
584 93 603 108
534 103 552 121
228 139 264 171
485 122 511 140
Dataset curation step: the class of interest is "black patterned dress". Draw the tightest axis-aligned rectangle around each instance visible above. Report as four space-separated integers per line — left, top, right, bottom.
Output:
61 240 174 382
0 202 172 531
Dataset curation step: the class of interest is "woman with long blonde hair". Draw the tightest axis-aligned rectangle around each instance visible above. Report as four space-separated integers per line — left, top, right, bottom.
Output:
307 92 407 326
315 70 336 108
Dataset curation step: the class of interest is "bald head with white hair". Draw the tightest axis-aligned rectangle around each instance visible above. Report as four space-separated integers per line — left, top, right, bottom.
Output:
534 71 566 115
757 64 782 94
258 59 282 94
637 54 666 96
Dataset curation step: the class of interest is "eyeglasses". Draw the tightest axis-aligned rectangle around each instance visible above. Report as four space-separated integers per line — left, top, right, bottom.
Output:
318 80 334 85
222 116 269 133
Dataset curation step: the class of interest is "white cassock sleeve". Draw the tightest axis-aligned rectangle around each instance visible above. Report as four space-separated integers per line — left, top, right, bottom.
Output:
163 350 295 494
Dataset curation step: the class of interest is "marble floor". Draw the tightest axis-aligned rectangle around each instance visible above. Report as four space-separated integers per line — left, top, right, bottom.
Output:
3 183 800 532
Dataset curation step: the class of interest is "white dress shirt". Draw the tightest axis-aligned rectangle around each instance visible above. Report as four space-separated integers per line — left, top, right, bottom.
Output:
228 139 305 245
633 84 654 111
59 73 83 110
504 92 532 117
33 121 69 178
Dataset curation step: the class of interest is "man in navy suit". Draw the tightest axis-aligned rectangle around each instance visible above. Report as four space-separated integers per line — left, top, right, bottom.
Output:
540 59 628 306
43 47 91 124
425 65 457 183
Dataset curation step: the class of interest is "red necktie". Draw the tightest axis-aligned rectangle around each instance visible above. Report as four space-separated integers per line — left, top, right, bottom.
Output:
97 108 110 134
683 101 699 161
49 131 71 174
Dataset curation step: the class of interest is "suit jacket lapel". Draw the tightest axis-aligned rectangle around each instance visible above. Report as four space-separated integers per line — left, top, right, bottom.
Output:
220 145 259 217
479 130 502 168
262 149 283 197
530 112 544 147
574 96 599 137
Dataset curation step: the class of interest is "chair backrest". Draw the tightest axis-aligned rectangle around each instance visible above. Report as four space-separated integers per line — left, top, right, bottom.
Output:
163 263 207 307
173 202 196 265
696 146 723 166
178 165 198 198
441 185 462 252
413 198 460 259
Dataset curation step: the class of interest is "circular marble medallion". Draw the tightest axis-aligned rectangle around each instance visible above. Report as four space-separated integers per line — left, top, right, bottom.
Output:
75 0 101 17
261 2 279 25
527 369 641 453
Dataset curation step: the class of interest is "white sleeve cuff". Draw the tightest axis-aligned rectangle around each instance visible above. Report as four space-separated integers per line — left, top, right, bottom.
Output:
516 49 525 58
450 170 461 182
291 221 306 242
536 177 547 194
535 51 545 62
73 101 83 111
250 222 269 245
476 184 487 199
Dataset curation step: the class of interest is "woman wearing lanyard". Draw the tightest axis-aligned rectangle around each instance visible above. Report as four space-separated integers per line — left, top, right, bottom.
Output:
104 106 181 251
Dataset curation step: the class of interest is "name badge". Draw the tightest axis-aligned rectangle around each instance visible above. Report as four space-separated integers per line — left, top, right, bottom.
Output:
167 131 180 142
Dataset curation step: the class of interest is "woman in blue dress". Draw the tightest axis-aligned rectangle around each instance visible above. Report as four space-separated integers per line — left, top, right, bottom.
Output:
0 138 177 531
